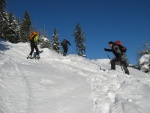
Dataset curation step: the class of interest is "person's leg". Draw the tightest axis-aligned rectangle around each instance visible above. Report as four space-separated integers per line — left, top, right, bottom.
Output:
111 58 116 70
29 45 34 56
34 45 39 56
63 47 67 56
121 61 130 75
66 47 68 54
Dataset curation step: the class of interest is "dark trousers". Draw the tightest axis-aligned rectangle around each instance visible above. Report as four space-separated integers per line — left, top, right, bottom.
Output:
29 42 39 56
111 58 130 75
62 46 68 56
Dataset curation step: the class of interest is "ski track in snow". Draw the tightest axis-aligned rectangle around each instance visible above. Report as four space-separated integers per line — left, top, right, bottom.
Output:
0 55 31 113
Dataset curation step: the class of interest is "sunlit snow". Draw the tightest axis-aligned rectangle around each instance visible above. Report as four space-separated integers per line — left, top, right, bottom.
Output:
0 39 150 113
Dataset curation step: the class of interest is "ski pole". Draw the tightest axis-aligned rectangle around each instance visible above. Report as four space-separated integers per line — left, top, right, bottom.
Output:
90 61 102 70
105 51 110 59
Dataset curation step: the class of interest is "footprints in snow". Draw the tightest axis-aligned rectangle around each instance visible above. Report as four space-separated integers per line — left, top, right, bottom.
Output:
89 73 127 113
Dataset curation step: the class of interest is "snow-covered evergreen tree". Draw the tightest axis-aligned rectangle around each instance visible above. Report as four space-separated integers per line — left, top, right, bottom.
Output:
39 35 51 49
138 42 150 73
52 28 60 53
138 42 150 56
15 18 21 42
0 0 9 39
20 11 31 42
0 0 20 43
6 12 20 43
73 23 86 57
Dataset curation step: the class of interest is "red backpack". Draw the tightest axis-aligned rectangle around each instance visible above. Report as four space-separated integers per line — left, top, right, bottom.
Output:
115 40 127 53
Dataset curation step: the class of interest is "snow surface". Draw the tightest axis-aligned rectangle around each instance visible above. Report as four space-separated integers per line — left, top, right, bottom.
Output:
0 39 150 113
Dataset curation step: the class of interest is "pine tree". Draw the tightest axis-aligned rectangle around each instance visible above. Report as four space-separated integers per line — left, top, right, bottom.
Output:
138 42 150 73
16 18 21 42
20 11 31 42
6 12 20 43
138 42 150 57
39 35 51 49
0 0 9 39
52 28 60 53
73 23 86 57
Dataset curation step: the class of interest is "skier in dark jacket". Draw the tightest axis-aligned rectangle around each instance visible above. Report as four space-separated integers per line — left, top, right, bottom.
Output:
104 41 130 75
61 39 71 56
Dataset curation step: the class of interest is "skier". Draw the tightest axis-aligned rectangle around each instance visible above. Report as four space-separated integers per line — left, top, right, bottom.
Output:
61 39 71 56
104 41 130 75
27 31 40 59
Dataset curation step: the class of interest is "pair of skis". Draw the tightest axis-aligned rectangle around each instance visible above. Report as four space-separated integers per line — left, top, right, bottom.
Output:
27 56 40 60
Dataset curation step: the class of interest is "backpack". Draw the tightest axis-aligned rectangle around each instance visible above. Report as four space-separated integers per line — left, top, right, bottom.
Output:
62 39 67 45
115 40 127 53
29 31 37 41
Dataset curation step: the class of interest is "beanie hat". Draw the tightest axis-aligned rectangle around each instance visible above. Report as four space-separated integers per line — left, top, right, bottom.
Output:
108 41 114 44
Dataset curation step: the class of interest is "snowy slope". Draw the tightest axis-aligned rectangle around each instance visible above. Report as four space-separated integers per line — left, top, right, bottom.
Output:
0 39 150 113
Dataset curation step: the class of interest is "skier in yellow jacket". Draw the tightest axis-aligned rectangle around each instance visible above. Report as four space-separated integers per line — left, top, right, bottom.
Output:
27 31 40 59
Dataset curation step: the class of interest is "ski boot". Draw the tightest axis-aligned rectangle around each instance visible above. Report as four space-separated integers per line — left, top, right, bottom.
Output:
27 55 33 59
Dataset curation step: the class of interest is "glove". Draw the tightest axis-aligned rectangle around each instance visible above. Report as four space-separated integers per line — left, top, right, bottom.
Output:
104 48 107 51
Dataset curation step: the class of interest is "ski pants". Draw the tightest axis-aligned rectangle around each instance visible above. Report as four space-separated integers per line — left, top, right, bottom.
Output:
111 58 130 75
62 46 68 56
29 42 39 56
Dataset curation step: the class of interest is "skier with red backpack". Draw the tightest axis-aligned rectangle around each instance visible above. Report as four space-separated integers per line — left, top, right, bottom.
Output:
104 41 130 75
61 39 71 56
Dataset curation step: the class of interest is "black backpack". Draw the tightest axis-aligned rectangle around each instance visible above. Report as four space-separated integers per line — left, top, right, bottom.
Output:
62 39 67 45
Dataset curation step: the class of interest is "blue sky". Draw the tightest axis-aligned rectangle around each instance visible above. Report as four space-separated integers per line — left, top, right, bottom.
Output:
7 0 150 64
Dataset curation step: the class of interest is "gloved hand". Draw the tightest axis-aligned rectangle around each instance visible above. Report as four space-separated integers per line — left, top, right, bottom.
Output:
104 48 107 51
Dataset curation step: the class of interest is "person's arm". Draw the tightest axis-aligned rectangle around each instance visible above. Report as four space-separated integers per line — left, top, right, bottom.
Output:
67 40 71 46
104 48 112 52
